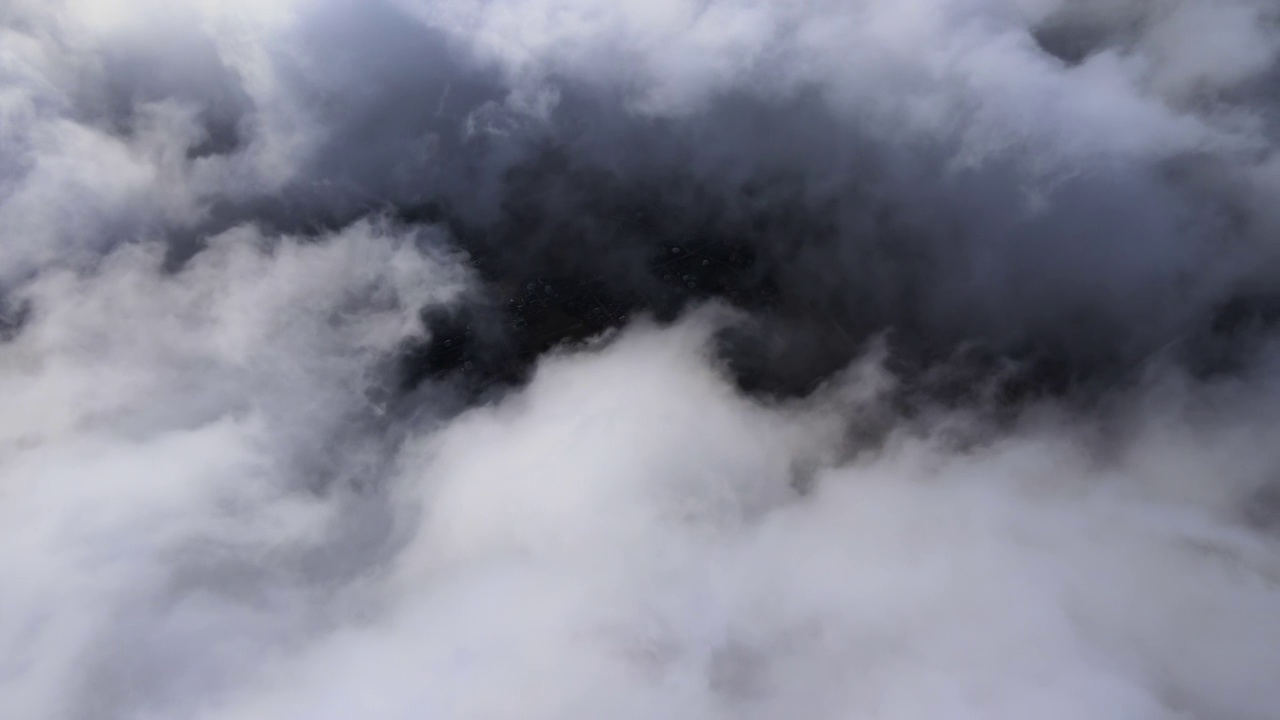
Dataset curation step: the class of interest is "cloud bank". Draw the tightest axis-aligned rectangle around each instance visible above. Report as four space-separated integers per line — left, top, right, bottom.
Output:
2 1 1280 718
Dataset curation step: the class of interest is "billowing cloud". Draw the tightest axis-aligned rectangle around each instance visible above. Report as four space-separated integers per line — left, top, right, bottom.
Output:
2 1 1280 719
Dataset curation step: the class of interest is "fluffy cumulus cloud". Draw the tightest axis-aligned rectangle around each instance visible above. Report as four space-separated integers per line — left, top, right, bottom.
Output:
2 1 1280 719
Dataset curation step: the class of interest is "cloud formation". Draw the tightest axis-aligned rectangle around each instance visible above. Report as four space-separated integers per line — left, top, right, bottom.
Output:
2 1 1280 718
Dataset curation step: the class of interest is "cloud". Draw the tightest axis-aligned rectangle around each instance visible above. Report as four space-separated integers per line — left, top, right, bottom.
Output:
0 220 467 719
1 1 1280 719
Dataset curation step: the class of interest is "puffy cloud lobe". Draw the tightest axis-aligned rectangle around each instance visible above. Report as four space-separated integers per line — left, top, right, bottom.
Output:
0 222 466 719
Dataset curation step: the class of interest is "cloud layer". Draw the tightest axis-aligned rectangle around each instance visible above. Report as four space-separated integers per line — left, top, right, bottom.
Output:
2 1 1280 718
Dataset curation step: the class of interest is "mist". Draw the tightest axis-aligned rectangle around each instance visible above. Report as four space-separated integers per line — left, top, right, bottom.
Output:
2 1 1280 718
